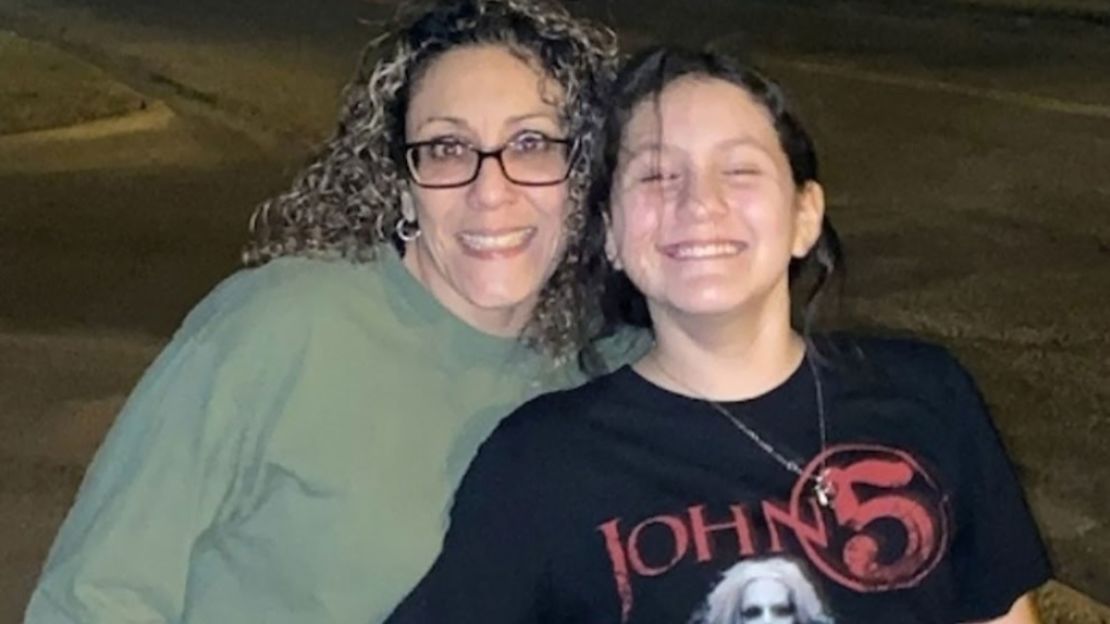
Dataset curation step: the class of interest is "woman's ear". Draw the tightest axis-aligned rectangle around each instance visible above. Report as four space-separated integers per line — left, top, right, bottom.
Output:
400 189 418 223
603 210 623 271
791 181 826 258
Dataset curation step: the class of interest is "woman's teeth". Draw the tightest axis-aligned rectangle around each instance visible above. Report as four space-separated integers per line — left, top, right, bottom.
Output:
458 228 535 251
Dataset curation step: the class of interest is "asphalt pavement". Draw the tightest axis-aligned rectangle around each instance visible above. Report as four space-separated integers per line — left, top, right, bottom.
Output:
1 0 1108 621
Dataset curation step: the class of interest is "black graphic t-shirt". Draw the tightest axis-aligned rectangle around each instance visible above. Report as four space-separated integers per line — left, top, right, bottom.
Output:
386 337 1051 624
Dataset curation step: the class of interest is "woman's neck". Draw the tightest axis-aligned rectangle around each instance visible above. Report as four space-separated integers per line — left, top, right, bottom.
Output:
636 298 805 401
402 245 534 337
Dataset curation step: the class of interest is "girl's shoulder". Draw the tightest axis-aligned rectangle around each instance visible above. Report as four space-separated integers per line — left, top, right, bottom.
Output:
817 331 957 368
478 367 629 454
815 332 978 404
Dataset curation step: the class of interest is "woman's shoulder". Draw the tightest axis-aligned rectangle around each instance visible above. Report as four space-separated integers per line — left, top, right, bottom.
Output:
190 256 382 319
177 256 393 345
485 372 624 445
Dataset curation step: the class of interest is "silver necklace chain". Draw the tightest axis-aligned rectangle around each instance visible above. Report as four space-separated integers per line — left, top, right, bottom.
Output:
647 349 836 508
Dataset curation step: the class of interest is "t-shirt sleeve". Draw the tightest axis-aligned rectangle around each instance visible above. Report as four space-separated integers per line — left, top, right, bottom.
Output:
23 273 309 624
25 335 256 622
942 354 1052 621
386 415 548 624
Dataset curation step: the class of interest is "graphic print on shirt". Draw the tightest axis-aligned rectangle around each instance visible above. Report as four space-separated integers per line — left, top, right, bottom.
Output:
689 556 835 624
597 444 951 622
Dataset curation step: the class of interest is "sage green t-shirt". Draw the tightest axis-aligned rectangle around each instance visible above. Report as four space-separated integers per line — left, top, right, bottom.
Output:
26 250 627 624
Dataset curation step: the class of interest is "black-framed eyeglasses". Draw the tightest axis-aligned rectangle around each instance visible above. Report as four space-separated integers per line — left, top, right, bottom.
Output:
403 134 576 189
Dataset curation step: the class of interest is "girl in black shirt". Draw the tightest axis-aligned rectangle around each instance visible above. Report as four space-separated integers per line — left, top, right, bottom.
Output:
385 47 1050 624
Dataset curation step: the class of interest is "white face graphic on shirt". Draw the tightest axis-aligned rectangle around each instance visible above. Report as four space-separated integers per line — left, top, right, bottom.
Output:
739 578 797 624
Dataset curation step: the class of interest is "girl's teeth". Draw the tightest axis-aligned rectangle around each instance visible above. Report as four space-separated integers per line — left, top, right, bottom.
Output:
672 242 743 258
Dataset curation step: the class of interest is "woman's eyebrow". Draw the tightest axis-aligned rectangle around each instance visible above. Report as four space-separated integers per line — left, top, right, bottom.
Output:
412 115 471 134
413 112 560 137
506 111 561 126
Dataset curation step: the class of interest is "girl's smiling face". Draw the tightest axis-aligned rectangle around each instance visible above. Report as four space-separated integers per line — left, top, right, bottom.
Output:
608 75 824 323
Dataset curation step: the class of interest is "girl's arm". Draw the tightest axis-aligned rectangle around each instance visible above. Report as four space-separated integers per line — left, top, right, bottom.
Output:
976 592 1041 624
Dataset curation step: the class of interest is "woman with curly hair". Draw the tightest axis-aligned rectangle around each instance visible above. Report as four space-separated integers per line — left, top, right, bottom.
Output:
25 2 631 622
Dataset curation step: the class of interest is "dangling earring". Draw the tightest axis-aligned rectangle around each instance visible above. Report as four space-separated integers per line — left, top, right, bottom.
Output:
395 217 421 242
396 191 421 242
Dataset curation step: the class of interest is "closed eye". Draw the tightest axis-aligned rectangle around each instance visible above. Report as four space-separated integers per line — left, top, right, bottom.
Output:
638 171 682 184
724 166 761 176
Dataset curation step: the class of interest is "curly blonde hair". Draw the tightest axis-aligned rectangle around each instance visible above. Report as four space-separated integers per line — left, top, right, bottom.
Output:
244 0 619 359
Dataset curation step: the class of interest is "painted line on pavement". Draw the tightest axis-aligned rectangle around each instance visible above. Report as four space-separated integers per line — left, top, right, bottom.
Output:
765 57 1110 121
0 100 175 148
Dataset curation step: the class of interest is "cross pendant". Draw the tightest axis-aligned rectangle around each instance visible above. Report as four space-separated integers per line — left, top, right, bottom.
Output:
813 469 836 508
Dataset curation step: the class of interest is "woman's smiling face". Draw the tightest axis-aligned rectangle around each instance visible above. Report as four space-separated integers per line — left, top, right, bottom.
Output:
403 44 571 333
608 75 823 322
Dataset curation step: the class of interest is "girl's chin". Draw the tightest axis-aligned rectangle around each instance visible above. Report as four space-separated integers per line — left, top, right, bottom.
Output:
652 287 752 316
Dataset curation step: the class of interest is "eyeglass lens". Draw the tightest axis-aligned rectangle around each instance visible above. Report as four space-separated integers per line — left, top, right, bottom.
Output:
407 137 569 187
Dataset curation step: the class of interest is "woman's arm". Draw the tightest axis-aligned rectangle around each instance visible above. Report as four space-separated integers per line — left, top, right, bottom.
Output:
386 414 549 624
24 277 304 623
25 337 247 622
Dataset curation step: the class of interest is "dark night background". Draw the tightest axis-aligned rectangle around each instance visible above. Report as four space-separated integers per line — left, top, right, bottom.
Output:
1 0 1108 620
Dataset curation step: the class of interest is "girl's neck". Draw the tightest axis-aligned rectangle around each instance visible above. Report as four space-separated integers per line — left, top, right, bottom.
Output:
636 297 806 401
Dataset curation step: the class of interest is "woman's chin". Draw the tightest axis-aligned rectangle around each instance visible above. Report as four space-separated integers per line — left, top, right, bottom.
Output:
458 281 542 316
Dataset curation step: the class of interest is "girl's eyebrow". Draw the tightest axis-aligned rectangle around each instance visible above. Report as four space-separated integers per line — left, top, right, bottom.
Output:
621 136 771 159
719 134 759 147
620 142 667 158
717 136 774 155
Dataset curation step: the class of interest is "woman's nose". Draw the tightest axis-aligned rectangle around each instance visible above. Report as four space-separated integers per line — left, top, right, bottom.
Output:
469 155 515 209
